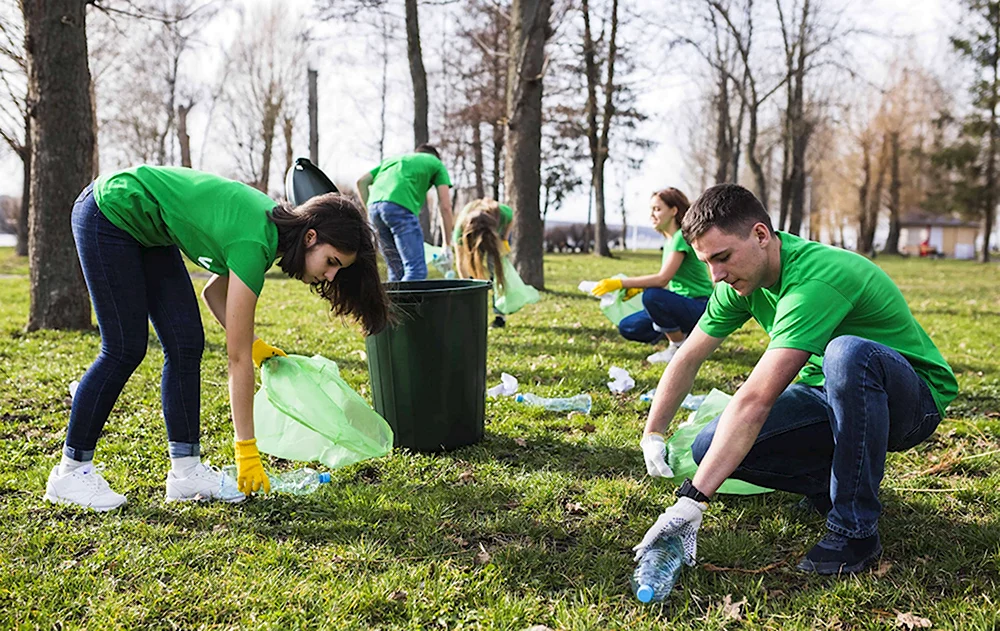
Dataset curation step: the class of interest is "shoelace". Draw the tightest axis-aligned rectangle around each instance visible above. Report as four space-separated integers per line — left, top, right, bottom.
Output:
75 463 112 493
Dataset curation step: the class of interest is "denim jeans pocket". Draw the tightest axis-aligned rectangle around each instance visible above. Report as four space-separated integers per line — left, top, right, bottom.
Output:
890 411 941 452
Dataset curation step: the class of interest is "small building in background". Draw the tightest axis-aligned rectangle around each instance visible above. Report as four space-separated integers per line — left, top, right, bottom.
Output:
899 211 980 259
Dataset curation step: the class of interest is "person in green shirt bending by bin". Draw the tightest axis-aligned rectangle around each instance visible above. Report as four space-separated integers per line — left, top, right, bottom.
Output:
452 198 513 327
633 183 957 576
590 187 713 363
44 166 390 511
356 144 455 281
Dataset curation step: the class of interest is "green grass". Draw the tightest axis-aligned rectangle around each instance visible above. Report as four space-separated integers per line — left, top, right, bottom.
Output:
0 245 998 630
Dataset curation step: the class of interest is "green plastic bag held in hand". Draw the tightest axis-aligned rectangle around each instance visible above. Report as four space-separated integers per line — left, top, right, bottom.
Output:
254 354 394 469
494 256 540 315
666 388 772 495
600 274 645 326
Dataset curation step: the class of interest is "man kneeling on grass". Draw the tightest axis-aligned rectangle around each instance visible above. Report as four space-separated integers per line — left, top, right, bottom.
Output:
633 183 957 575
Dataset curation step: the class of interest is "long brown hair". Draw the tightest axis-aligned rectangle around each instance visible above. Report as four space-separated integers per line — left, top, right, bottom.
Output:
653 188 691 235
269 193 391 335
457 211 506 290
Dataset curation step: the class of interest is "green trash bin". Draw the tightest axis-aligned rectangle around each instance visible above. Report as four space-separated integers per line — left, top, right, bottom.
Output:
365 279 491 452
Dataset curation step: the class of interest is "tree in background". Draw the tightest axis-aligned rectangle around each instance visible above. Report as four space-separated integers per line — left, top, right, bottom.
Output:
505 0 553 288
20 0 94 330
952 0 1000 262
0 6 28 256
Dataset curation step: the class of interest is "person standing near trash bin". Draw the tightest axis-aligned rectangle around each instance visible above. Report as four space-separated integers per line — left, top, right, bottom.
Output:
452 198 512 328
633 183 957 575
357 144 455 281
44 165 390 511
591 188 712 363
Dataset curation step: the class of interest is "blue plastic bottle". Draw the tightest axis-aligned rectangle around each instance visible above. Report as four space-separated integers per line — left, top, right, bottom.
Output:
631 535 684 603
515 392 592 414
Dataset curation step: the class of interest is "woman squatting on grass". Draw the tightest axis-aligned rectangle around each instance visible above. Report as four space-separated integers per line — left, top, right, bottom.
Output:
591 188 713 363
452 198 514 328
44 165 390 511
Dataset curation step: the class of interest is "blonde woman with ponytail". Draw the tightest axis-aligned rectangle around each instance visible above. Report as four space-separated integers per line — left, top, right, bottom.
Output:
452 199 514 327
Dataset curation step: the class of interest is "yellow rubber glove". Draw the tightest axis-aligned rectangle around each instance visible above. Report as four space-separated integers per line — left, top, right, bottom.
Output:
501 239 512 255
234 438 270 494
252 338 286 369
624 287 643 301
591 278 623 296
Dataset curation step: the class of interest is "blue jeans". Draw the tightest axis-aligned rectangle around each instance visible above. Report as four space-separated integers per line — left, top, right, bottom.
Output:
619 288 708 343
65 184 204 461
369 201 427 281
691 335 942 538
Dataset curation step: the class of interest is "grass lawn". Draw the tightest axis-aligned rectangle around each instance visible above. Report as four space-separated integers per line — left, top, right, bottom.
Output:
0 245 998 630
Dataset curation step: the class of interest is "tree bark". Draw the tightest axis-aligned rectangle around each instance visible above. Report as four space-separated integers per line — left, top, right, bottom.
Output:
21 0 93 331
582 0 617 257
505 0 552 289
714 70 731 183
177 102 192 168
472 120 485 198
308 68 319 164
405 0 429 147
258 98 280 192
884 131 901 255
983 14 999 263
283 114 294 179
15 114 30 256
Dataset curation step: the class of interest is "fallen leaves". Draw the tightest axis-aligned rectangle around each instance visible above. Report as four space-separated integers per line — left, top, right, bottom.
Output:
895 611 932 629
874 560 893 577
514 437 528 447
564 501 586 515
474 543 491 565
388 590 407 602
456 470 475 485
720 594 747 621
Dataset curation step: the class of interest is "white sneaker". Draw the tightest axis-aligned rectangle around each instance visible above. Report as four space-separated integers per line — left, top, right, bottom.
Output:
165 462 246 503
44 463 127 511
647 343 682 364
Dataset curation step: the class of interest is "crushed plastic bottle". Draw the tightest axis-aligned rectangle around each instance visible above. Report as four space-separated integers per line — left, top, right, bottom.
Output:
631 535 684 603
515 392 592 414
639 391 706 411
222 465 331 495
430 252 456 278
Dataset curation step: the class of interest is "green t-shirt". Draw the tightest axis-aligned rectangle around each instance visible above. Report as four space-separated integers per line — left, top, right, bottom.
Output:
452 203 514 245
368 153 452 215
94 165 279 296
697 232 957 417
663 230 713 298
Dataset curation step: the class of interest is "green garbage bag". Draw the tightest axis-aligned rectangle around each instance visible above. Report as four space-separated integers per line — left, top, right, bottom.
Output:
495 256 540 315
254 354 393 469
666 388 772 495
599 274 645 326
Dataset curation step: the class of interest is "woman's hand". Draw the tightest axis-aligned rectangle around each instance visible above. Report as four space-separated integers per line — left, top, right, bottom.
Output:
234 438 270 494
591 278 623 296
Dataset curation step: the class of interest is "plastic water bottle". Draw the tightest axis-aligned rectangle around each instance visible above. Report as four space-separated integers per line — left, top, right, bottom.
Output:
222 465 331 495
631 535 684 603
515 392 592 414
639 390 706 411
431 252 455 278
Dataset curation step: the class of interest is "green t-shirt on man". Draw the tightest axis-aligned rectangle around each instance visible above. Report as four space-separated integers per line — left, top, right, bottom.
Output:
663 230 713 299
367 153 452 215
94 165 279 296
697 232 957 417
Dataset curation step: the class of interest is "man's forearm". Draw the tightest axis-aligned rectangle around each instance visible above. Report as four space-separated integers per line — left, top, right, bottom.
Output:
644 358 699 435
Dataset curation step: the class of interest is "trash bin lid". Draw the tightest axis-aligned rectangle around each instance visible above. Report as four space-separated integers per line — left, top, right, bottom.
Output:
285 157 339 206
385 279 491 296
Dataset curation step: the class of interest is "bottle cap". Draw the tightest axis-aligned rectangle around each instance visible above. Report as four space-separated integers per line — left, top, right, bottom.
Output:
636 584 654 603
318 472 331 484
515 394 524 402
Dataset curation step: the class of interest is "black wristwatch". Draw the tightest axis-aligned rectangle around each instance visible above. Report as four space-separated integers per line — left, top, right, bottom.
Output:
676 478 710 504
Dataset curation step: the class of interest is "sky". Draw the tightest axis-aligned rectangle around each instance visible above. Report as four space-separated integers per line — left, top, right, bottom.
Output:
0 0 957 232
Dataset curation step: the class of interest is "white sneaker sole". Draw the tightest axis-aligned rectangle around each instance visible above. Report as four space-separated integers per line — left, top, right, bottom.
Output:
165 493 246 504
44 492 127 512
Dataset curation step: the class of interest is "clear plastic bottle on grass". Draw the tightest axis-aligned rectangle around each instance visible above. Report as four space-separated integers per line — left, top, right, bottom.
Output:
514 392 592 414
222 465 331 495
631 535 684 603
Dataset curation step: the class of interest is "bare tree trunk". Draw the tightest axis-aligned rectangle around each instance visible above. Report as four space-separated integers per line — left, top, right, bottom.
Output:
983 22 999 263
177 102 192 168
884 131 902 255
22 0 93 331
583 0 617 257
15 115 30 256
747 111 767 207
258 98 281 191
492 122 503 200
714 70 731 183
505 0 552 289
472 121 485 198
308 68 319 164
89 76 99 179
283 114 294 178
858 137 872 253
405 0 429 146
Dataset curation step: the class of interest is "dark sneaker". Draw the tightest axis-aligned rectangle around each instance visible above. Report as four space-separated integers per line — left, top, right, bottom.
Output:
792 493 833 517
491 316 506 328
797 531 882 575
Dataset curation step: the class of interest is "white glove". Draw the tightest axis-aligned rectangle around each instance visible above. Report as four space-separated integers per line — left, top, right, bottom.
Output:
633 496 707 565
640 433 674 478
